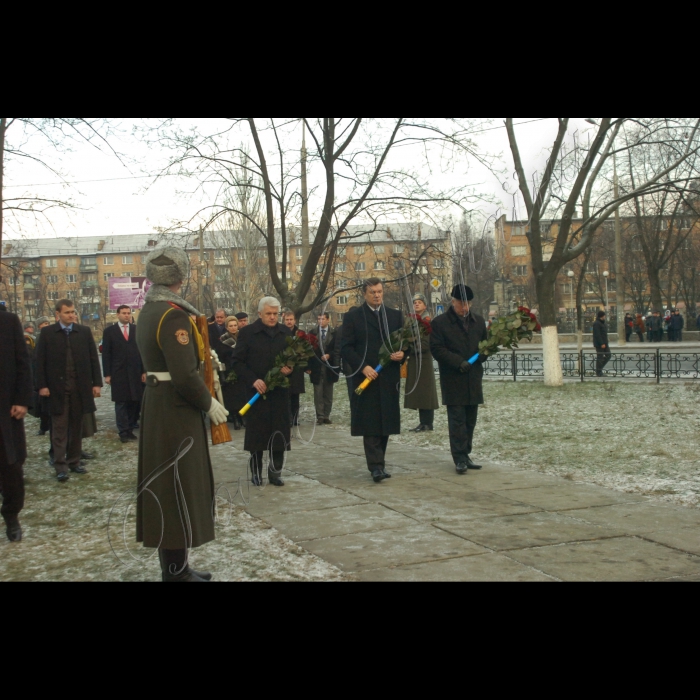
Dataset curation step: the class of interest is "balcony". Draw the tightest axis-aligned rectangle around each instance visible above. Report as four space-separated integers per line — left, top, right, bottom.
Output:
82 280 98 288
80 264 98 272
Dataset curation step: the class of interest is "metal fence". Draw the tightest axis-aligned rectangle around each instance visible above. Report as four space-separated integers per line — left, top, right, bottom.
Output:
476 350 700 382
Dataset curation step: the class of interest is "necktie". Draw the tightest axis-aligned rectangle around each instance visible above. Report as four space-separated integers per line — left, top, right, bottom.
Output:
322 329 327 342
122 325 129 341
64 327 71 339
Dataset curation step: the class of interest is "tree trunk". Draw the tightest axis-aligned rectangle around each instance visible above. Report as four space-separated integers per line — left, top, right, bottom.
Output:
535 272 563 386
648 267 664 313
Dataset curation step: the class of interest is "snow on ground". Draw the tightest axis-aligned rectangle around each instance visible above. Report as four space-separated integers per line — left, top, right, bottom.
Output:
328 379 700 508
0 395 345 582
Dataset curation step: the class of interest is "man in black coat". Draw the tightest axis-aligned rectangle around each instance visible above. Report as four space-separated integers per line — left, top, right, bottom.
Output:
341 278 405 483
102 305 146 443
36 299 103 482
232 297 293 486
592 310 611 377
283 310 307 427
670 309 684 342
310 312 339 425
431 285 488 474
0 310 33 541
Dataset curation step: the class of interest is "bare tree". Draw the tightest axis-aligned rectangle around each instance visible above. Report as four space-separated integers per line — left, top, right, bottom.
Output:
147 118 489 319
505 117 700 386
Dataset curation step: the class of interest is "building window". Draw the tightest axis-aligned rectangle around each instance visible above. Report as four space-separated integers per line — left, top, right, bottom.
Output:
215 250 226 260
48 291 59 301
296 265 302 274
586 282 596 294
337 313 345 322
335 263 346 273
513 265 528 277
374 261 386 271
374 246 385 255
141 255 148 263
433 258 444 269
336 279 347 289
354 246 365 256
122 255 133 265
394 245 404 254
65 258 77 268
83 257 97 266
66 274 78 284
296 248 303 259
104 256 114 265
46 275 58 284
337 295 348 306
104 273 115 281
238 250 246 261
511 245 528 257
393 260 403 270
561 284 573 295
355 262 366 272
46 259 58 268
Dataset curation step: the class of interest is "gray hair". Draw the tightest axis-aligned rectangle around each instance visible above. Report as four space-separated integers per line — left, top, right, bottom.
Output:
258 296 281 312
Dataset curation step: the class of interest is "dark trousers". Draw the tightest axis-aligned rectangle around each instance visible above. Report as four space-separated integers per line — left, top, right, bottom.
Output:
51 386 84 474
250 450 285 479
289 393 300 426
636 332 644 342
419 409 434 428
595 347 612 376
314 378 334 420
0 457 25 521
363 435 390 472
115 400 140 437
625 330 633 342
447 405 479 465
39 410 51 433
675 330 683 342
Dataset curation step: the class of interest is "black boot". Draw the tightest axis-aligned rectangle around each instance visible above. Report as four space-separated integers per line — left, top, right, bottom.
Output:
158 549 210 582
4 516 22 543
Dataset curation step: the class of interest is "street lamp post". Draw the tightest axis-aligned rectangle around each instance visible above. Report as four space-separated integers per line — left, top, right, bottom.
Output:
603 270 610 326
567 270 575 333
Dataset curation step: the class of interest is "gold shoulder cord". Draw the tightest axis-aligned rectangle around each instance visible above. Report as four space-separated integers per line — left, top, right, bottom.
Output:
156 307 204 362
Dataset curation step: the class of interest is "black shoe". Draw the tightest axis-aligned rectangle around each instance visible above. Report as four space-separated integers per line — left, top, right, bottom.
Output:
56 472 70 483
466 456 482 470
162 566 209 582
382 470 392 479
456 462 468 475
323 418 332 425
120 435 130 444
424 425 434 431
70 465 88 474
316 419 325 426
81 451 94 460
269 477 285 486
37 429 47 436
127 432 138 442
372 469 388 483
233 422 241 431
191 570 212 581
251 473 263 487
5 517 22 543
48 457 55 467
410 424 426 432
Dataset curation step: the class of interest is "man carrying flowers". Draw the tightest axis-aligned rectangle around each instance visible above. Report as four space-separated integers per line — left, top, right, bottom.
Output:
430 284 488 475
232 297 293 486
341 279 404 483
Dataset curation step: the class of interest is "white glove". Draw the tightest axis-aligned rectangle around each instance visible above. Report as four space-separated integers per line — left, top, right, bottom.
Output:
207 397 229 426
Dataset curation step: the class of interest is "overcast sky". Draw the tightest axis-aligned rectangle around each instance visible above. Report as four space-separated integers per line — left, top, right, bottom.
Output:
3 118 598 240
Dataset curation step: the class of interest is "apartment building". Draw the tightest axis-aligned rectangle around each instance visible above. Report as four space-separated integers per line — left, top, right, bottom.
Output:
1 223 452 332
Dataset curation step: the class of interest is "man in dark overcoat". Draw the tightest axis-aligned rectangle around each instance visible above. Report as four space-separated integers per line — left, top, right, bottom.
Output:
0 310 32 542
341 278 405 483
592 310 611 376
102 305 145 443
310 312 339 425
430 285 488 474
233 297 293 486
36 299 103 481
670 309 684 342
137 247 229 582
283 310 307 427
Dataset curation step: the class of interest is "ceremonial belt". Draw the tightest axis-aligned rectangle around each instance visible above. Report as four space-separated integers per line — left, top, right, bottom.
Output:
147 372 172 381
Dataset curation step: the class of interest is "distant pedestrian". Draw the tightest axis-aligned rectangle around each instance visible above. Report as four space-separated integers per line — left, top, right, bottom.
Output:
664 310 673 341
310 312 338 426
646 314 653 342
696 312 700 331
405 294 439 432
0 309 32 542
283 310 307 428
624 313 634 343
102 305 145 444
634 314 645 343
36 300 103 482
670 309 684 342
650 311 662 342
593 310 611 377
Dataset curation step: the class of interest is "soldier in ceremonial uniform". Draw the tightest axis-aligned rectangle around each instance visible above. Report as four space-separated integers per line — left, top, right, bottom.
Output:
137 247 229 582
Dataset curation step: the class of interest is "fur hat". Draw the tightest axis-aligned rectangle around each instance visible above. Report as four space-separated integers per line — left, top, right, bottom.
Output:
451 284 474 302
36 316 52 326
146 247 189 286
234 312 249 320
412 293 427 304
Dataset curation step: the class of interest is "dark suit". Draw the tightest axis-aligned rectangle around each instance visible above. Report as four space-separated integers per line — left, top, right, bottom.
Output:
287 326 306 426
0 312 32 521
310 325 338 421
102 322 145 438
36 322 103 474
592 319 611 376
431 307 487 465
341 304 403 472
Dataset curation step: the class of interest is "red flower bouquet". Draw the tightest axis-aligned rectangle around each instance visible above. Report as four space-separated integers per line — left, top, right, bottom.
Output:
477 306 541 358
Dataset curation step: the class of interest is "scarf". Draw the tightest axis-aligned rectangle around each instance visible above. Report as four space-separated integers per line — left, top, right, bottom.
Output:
143 284 201 316
220 332 237 348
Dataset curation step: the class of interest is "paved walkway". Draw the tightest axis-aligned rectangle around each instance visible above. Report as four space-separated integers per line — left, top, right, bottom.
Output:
211 427 700 582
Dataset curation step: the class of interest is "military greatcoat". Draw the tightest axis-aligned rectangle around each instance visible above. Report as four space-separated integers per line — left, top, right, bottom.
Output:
136 300 215 550
341 304 404 437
